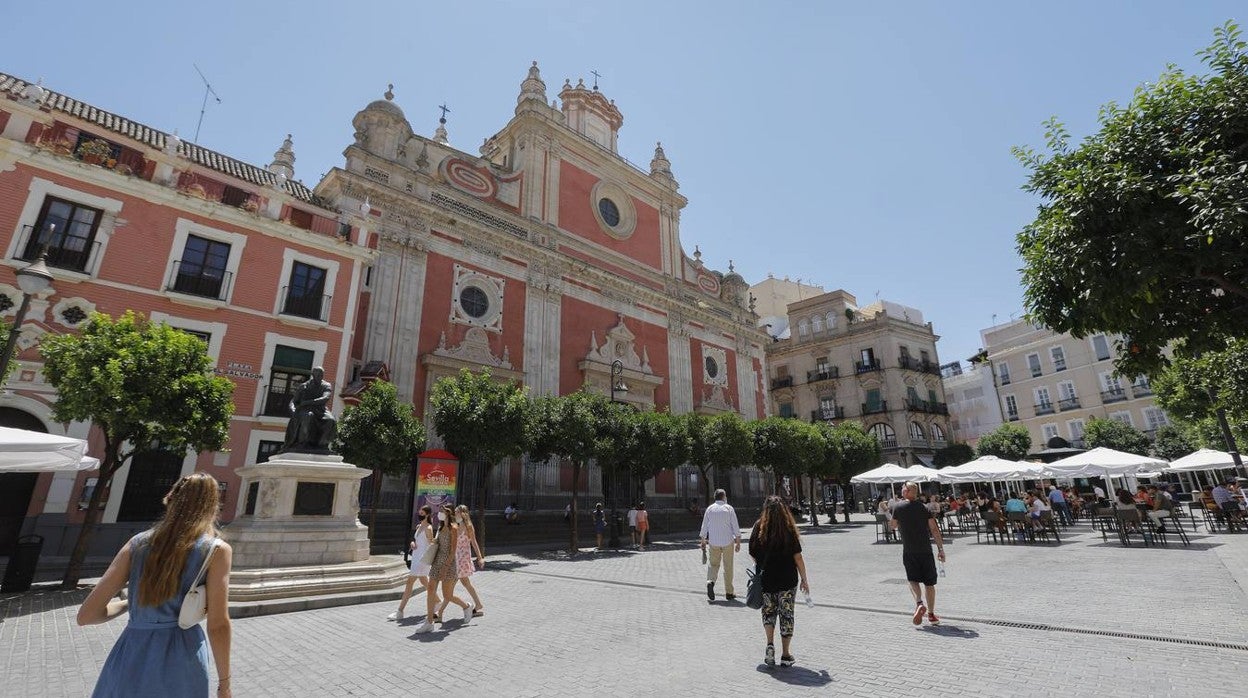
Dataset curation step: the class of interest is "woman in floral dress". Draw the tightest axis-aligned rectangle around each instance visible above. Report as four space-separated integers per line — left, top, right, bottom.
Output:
414 504 471 633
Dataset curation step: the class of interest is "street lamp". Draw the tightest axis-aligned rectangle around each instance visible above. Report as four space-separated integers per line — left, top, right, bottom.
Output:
607 359 629 548
0 249 55 383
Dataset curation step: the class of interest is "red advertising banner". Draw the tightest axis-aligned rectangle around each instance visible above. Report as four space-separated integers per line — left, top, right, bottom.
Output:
415 449 458 520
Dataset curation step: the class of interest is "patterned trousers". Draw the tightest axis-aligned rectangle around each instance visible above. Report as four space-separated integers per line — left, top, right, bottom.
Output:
761 588 796 637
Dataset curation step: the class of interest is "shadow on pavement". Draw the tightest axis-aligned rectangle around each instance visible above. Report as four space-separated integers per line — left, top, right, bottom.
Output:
756 665 833 686
918 624 979 639
707 598 747 608
478 559 535 572
0 587 89 620
1084 541 1223 551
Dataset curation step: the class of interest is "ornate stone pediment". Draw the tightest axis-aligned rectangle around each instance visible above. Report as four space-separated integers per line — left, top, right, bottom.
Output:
578 314 663 408
433 326 512 369
585 314 650 373
697 385 735 414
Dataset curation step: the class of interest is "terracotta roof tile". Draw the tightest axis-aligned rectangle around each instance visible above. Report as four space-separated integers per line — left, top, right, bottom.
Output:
0 72 334 211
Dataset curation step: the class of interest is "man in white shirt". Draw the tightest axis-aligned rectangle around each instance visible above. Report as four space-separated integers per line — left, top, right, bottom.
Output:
699 489 742 601
627 505 639 546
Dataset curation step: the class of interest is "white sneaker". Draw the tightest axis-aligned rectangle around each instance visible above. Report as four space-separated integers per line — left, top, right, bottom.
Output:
413 621 433 634
387 610 403 621
463 604 474 621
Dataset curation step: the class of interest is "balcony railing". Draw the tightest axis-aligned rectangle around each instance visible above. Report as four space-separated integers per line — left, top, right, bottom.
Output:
770 376 794 390
1057 397 1081 411
16 224 101 273
910 438 930 449
806 366 839 383
1007 412 1020 422
861 400 889 415
899 356 941 375
855 359 882 374
931 439 948 450
1034 401 1056 416
999 376 1011 385
878 438 898 449
261 384 294 418
167 260 232 300
904 399 950 415
810 406 845 422
1101 388 1128 404
280 286 331 321
1131 384 1153 398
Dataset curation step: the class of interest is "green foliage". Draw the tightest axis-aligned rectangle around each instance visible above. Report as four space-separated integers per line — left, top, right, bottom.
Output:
749 417 821 482
976 424 1033 461
336 380 426 474
622 410 688 480
1153 338 1248 451
685 412 754 502
1150 424 1197 461
1014 22 1248 377
826 421 881 480
39 311 235 587
429 369 530 466
933 442 976 468
809 422 842 481
1083 417 1150 455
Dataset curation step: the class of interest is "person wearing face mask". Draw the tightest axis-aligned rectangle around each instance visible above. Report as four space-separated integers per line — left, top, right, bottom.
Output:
415 505 472 633
437 505 485 618
389 505 440 622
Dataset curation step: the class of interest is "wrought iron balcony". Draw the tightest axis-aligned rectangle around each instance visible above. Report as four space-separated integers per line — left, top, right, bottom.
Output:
166 260 232 300
1101 388 1128 404
770 376 794 390
806 366 839 383
931 439 948 450
878 438 898 449
1034 401 1056 416
810 406 845 422
1057 396 1081 411
899 355 921 371
861 400 889 415
904 398 929 413
1131 384 1153 398
1007 412 1020 422
280 286 331 321
855 359 882 374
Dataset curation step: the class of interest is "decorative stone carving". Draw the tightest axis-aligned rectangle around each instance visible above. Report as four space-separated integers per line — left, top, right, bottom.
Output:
434 326 513 369
702 344 728 386
700 385 735 413
586 314 650 373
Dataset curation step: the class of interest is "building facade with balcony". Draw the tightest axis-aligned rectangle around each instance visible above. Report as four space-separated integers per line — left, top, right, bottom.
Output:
0 74 375 559
981 319 1170 452
755 286 951 466
940 360 1003 448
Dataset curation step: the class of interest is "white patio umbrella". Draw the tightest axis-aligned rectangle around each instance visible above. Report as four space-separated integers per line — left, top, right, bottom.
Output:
936 455 1028 483
0 426 99 472
904 464 942 483
849 463 912 484
1042 447 1167 495
1164 449 1238 473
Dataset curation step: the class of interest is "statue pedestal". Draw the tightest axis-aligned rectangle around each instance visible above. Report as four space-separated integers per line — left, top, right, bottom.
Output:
222 453 406 604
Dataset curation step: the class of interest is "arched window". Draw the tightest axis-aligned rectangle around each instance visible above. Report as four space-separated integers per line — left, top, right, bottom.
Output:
930 423 945 442
811 315 824 333
826 311 837 330
868 422 896 444
910 421 926 440
798 319 810 337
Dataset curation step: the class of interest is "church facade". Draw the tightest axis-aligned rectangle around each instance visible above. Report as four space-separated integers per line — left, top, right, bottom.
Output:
317 65 771 511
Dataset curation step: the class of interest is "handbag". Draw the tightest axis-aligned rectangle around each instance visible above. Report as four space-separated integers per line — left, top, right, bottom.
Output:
178 538 220 630
418 529 440 567
745 561 766 610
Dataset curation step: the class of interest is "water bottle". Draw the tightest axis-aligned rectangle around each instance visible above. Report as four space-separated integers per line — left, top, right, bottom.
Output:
803 590 814 607
938 561 946 578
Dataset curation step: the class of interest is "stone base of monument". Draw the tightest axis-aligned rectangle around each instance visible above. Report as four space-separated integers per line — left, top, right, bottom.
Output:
222 452 408 613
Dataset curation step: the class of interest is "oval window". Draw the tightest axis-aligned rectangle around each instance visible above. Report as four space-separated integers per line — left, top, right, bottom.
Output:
705 355 719 379
459 286 489 319
598 198 621 227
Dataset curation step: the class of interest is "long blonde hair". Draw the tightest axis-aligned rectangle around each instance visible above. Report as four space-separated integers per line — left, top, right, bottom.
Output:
139 472 220 607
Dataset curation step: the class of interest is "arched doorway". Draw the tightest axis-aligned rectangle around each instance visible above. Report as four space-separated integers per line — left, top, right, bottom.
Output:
0 407 48 555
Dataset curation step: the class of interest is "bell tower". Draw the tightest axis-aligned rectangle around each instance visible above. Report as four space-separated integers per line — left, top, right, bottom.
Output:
558 78 623 152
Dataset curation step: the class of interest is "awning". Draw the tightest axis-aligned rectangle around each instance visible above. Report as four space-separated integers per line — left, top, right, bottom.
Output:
0 426 99 473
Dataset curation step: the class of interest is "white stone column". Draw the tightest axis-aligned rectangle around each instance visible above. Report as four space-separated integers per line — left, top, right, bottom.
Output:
668 330 693 413
390 244 428 404
737 351 758 420
523 282 562 396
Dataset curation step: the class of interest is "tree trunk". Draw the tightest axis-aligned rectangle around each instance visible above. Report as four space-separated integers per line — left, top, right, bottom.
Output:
809 475 820 526
569 462 581 554
367 468 382 545
475 461 493 556
61 451 119 589
699 465 712 506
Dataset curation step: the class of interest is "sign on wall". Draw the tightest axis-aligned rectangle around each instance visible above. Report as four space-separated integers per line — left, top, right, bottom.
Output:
414 450 458 520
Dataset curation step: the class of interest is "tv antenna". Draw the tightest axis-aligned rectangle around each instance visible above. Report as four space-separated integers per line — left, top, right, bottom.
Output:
193 64 222 143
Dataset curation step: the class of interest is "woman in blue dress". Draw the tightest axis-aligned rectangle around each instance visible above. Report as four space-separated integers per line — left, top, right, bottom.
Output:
78 472 234 698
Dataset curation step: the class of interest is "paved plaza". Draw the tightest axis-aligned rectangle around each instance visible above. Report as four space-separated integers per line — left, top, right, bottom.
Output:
4 515 1248 696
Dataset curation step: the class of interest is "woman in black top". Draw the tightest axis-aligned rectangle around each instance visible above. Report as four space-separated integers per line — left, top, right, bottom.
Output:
748 496 810 669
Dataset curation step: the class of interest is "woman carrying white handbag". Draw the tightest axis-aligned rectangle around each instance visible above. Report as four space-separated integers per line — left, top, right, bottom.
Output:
388 505 441 621
78 472 233 698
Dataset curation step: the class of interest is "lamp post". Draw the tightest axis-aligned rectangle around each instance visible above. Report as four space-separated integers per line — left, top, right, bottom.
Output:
0 251 55 383
607 359 628 548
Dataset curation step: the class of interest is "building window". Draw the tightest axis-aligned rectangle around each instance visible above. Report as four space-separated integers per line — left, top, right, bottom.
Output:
263 345 315 417
1027 353 1042 378
811 315 824 334
798 320 809 338
1042 424 1059 442
1049 346 1066 372
1110 411 1133 426
282 261 329 320
997 362 1011 385
819 396 837 419
459 285 490 318
1143 408 1169 431
177 328 211 348
909 421 925 441
256 440 284 464
864 388 883 413
778 402 794 418
1091 334 1111 361
825 312 837 330
1068 419 1086 441
117 447 185 522
1004 395 1018 420
21 196 102 272
171 234 232 299
1034 386 1052 414
930 423 945 443
597 198 621 227
869 422 896 447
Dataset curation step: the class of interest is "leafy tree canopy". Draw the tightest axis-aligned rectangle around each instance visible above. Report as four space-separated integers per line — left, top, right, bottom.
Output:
1083 417 1151 455
622 409 688 480
750 417 820 478
976 423 1033 461
1150 424 1198 461
1014 22 1248 377
827 421 881 480
933 442 976 468
429 369 530 465
335 380 426 476
1151 339 1248 450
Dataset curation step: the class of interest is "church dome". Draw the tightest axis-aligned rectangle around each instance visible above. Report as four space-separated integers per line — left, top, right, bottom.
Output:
360 84 405 121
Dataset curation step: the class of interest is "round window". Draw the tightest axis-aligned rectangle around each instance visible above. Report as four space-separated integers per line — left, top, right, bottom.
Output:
705 356 719 379
598 198 621 227
459 286 489 319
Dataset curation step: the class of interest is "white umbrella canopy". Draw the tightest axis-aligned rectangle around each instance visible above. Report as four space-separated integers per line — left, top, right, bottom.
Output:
0 426 98 473
1164 448 1238 473
850 463 913 484
1043 447 1167 478
937 455 1031 483
904 463 942 483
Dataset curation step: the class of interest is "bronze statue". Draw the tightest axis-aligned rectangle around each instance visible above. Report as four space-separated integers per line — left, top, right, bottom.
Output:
280 366 337 453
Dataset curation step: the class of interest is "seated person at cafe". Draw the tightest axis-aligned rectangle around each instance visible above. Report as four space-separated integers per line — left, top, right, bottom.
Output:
1134 485 1153 508
504 502 521 524
1212 481 1243 526
1004 494 1027 514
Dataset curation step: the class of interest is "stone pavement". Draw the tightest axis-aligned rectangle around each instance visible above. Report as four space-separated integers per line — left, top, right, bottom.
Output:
3 515 1247 696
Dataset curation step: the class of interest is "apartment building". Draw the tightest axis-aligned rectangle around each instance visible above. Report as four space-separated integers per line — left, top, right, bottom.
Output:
981 319 1169 450
757 286 951 466
940 360 1002 448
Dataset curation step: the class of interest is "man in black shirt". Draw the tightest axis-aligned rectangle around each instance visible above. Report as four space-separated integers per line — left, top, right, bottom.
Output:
891 481 946 626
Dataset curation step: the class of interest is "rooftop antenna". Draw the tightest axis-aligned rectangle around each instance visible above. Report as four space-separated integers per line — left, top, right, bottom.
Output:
193 64 222 144
590 69 602 90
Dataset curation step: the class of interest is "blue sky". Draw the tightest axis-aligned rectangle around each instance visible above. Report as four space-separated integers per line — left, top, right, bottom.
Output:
1 1 1240 365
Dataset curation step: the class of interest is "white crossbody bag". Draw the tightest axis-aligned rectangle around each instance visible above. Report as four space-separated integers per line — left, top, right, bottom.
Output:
178 539 220 630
